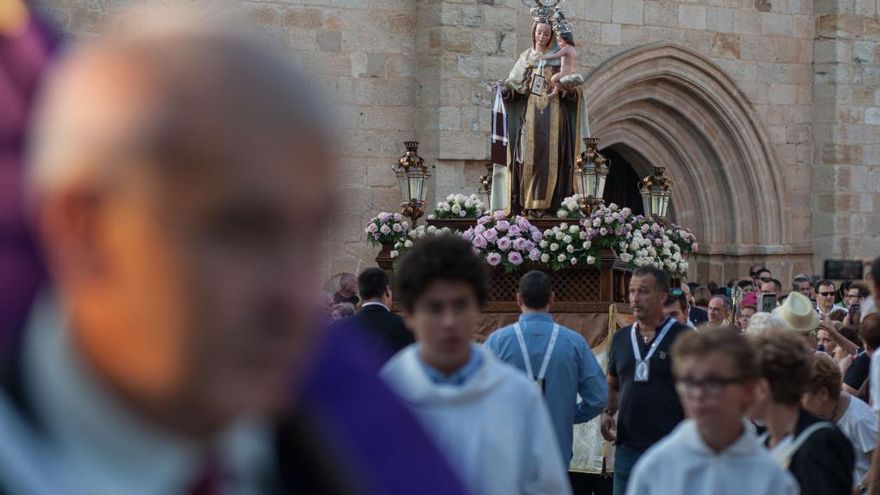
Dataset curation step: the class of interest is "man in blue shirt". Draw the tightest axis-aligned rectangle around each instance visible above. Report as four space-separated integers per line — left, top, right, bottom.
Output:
486 270 608 462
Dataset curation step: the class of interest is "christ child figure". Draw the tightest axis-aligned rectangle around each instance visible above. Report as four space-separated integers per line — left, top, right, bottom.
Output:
539 31 576 98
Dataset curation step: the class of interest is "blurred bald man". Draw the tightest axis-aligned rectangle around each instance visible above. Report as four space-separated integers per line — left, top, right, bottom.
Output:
0 9 466 495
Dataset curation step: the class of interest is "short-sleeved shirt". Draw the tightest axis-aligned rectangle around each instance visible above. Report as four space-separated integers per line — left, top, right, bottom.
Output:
845 352 870 395
872 352 880 413
607 318 691 451
837 394 878 484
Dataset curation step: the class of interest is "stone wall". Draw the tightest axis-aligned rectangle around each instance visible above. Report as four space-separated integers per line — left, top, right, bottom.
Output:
32 0 880 284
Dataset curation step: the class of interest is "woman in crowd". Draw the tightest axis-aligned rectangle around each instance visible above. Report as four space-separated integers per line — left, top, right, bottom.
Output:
749 330 855 495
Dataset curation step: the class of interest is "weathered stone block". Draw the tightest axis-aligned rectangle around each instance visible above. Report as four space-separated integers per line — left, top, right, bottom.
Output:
733 10 762 35
755 0 772 12
853 41 876 64
644 1 678 28
318 30 342 52
822 144 863 164
460 5 483 27
602 23 622 45
707 7 733 32
712 33 741 58
678 4 707 29
612 0 644 25
584 0 613 22
761 13 794 36
866 107 880 125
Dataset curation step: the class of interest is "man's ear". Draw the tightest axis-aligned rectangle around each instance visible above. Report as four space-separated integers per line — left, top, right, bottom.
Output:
516 292 525 309
37 184 106 284
547 291 555 309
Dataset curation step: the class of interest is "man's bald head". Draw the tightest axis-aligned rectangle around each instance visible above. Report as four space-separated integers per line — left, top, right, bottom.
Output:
28 11 336 439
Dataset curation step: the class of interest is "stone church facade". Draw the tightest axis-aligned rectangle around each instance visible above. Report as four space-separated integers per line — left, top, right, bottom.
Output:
35 0 880 284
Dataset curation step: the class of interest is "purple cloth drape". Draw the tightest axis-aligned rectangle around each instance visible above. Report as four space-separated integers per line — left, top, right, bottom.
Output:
0 13 57 357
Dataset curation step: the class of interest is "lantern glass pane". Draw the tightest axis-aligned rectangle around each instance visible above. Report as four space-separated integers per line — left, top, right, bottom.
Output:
596 175 607 199
409 175 426 203
640 191 651 216
397 173 411 202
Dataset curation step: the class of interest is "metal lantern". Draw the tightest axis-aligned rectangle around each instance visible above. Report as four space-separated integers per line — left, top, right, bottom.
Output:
574 137 611 215
393 141 432 225
639 166 673 221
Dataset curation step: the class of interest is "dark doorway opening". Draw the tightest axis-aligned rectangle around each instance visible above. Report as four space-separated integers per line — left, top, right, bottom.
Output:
601 148 644 216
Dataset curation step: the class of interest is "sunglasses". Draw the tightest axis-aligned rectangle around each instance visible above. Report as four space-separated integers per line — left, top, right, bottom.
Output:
818 291 835 297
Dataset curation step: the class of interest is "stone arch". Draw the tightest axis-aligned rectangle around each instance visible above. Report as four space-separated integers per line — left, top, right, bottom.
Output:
583 42 795 279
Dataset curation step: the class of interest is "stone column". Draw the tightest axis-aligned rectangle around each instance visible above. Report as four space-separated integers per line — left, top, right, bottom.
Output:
812 0 880 270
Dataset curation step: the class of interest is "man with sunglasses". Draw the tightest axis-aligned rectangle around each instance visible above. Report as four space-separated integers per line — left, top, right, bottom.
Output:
816 280 846 319
626 328 797 495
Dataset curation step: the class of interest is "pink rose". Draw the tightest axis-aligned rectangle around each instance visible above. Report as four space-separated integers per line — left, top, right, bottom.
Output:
508 251 523 265
513 237 528 251
599 227 608 236
367 223 378 233
380 224 391 235
496 220 510 232
484 228 498 242
507 225 521 237
477 215 492 225
486 252 502 266
530 229 543 242
473 234 488 249
497 237 512 251
528 248 542 261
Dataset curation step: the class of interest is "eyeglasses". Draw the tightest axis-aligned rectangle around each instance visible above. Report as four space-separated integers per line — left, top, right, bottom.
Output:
818 291 835 297
676 376 745 395
846 293 861 299
758 277 772 282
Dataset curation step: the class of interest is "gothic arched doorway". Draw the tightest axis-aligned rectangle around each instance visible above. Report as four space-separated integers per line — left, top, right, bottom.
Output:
601 147 644 216
583 42 812 282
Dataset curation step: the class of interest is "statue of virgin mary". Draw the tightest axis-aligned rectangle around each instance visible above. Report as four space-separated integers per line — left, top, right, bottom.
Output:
491 18 591 216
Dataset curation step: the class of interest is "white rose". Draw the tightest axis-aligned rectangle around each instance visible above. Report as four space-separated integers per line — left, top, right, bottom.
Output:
451 203 462 214
404 240 413 248
557 254 566 262
447 194 455 202
558 210 569 218
555 232 564 241
587 256 596 265
459 210 467 217
541 253 550 263
579 232 587 240
582 241 591 250
569 225 579 234
566 245 575 253
540 240 549 248
390 250 400 257
563 235 573 244
550 243 559 252
570 257 578 265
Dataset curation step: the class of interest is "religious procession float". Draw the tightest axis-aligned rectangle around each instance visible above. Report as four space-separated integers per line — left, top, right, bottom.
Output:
363 0 698 348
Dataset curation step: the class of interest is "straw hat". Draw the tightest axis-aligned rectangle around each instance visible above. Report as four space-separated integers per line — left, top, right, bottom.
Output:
772 292 820 332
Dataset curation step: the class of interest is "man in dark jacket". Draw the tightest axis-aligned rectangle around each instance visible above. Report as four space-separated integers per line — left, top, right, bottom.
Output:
347 267 413 363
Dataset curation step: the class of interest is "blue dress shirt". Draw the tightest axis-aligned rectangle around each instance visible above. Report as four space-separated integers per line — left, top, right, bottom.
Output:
485 312 608 462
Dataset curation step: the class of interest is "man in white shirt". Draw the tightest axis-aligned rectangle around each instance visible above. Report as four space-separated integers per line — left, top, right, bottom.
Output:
381 236 571 495
626 328 797 495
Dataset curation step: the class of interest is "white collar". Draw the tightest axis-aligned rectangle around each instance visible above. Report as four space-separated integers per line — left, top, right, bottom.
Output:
678 418 759 457
23 295 273 495
361 301 389 311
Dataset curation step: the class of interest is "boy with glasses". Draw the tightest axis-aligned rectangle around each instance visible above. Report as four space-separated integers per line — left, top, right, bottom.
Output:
626 328 797 495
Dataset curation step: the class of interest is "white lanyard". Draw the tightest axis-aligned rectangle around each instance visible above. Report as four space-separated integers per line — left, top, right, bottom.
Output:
630 318 675 364
513 322 559 383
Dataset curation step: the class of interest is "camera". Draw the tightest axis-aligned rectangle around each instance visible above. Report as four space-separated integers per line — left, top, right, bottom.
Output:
759 293 777 313
824 259 863 281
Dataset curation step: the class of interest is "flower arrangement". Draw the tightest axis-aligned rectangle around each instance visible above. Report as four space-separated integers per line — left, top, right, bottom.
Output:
364 212 410 247
432 193 485 219
390 224 456 258
461 211 543 272
581 203 636 250
556 194 586 219
616 217 689 276
539 222 597 270
367 198 698 277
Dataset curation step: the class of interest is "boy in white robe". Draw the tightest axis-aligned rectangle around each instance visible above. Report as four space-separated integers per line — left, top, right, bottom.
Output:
627 328 798 495
381 236 571 495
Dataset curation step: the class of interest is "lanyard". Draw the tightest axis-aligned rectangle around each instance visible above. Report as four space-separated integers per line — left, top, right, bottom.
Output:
630 318 675 364
513 322 559 382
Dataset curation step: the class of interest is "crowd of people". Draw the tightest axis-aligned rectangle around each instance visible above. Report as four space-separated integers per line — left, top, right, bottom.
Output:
334 240 880 495
5 3 880 495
